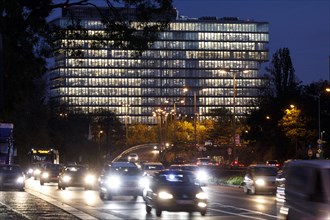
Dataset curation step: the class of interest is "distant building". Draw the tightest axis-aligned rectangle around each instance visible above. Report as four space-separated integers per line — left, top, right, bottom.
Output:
48 6 269 124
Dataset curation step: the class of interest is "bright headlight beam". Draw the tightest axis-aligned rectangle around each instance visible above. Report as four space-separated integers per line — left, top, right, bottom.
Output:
196 192 207 200
255 179 265 186
158 191 173 199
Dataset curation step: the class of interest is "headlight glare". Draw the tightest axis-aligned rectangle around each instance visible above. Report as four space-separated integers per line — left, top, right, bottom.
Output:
42 172 49 179
16 176 24 183
158 191 173 200
107 176 121 188
196 192 207 200
84 174 96 184
63 175 71 182
255 178 265 186
197 171 208 181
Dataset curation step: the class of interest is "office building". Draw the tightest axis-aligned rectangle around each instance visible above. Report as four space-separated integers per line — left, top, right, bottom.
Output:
49 6 269 124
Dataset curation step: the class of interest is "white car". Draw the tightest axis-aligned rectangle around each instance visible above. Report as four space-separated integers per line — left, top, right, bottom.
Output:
243 164 278 195
128 153 138 162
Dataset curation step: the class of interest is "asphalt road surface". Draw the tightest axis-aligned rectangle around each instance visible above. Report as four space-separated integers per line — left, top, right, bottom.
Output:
0 178 278 220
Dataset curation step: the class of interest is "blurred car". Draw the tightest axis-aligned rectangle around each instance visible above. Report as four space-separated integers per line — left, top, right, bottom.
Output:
40 163 63 185
0 164 25 191
196 157 214 166
141 162 164 176
58 164 96 190
266 160 281 168
128 153 138 162
277 160 330 220
243 164 278 195
98 162 143 200
275 159 295 201
179 164 209 186
230 160 245 169
144 170 208 217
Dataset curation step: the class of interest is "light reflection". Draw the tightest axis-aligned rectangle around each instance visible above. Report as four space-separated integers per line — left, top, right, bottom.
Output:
61 190 74 200
253 197 267 212
84 191 97 205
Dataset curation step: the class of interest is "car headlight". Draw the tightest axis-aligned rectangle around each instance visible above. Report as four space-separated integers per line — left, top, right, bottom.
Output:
16 176 24 184
158 191 173 200
42 172 49 179
197 171 208 181
84 174 96 184
27 168 34 174
106 176 121 188
255 178 265 186
63 175 71 182
34 169 41 175
196 192 207 200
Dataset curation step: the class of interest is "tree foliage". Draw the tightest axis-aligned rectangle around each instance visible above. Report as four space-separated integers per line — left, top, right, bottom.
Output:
0 0 173 164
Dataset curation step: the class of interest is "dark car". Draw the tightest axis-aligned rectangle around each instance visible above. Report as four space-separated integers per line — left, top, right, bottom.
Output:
40 163 63 185
266 160 281 168
145 170 208 217
98 162 143 201
277 160 330 220
0 164 25 191
58 165 96 190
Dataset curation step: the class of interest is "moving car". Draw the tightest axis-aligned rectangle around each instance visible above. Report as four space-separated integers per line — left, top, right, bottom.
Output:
141 162 164 176
0 164 25 191
98 162 143 200
58 164 96 190
243 164 278 195
196 157 214 166
145 170 208 217
277 160 330 220
169 164 209 186
266 160 281 168
128 153 138 162
40 163 63 185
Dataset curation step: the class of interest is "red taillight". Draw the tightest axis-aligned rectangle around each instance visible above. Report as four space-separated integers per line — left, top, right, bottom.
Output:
276 164 280 167
234 161 238 164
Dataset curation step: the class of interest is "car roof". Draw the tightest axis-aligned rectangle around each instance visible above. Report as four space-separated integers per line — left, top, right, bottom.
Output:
111 162 137 167
287 160 330 169
143 162 163 165
249 164 277 168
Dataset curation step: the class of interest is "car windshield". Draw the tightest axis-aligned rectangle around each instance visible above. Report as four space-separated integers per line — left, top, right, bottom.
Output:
144 165 164 170
254 167 278 176
108 166 141 176
65 166 87 172
0 165 21 173
157 173 196 185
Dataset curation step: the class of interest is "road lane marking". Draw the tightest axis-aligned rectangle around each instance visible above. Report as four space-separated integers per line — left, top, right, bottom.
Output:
211 202 277 219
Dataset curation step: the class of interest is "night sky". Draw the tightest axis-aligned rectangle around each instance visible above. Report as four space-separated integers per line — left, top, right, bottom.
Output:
172 0 330 84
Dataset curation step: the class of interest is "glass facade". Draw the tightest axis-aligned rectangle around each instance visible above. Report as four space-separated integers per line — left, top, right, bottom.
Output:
49 7 269 124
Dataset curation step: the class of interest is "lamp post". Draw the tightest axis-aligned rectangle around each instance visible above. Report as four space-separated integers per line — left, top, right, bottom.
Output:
122 103 130 146
220 69 249 161
183 87 206 152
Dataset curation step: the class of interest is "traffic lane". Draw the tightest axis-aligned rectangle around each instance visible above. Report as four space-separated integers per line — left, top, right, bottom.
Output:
205 184 277 218
0 191 80 220
26 179 277 220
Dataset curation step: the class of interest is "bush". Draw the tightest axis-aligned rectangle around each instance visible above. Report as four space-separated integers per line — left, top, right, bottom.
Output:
225 176 244 186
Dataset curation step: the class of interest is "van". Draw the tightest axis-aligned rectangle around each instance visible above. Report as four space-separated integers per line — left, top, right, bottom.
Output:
277 160 330 220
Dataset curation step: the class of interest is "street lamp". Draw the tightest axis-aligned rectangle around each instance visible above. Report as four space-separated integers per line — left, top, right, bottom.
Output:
183 87 207 152
219 69 249 161
152 108 167 160
122 103 130 146
164 99 184 121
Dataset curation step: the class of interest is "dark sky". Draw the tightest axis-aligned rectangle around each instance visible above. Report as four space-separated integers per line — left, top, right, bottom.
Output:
173 0 330 84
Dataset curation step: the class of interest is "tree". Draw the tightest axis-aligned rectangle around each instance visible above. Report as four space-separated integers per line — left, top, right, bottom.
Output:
266 48 301 99
0 0 173 164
